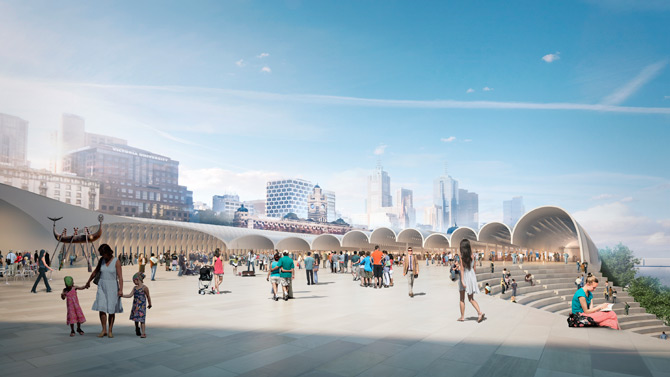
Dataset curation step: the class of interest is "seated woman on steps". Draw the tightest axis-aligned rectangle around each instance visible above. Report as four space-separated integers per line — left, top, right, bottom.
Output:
571 276 620 330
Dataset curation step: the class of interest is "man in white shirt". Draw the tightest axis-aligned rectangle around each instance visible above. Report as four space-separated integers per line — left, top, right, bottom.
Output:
6 250 17 277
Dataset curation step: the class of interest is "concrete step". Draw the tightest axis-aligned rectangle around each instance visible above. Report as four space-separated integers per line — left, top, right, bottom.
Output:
617 313 658 324
517 291 558 305
629 325 670 335
529 296 567 309
540 300 572 313
621 319 666 331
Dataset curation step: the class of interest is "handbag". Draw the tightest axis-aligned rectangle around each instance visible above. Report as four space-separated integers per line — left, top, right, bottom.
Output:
567 313 598 327
413 273 418 279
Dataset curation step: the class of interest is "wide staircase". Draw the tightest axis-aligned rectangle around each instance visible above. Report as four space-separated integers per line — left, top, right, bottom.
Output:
474 262 670 336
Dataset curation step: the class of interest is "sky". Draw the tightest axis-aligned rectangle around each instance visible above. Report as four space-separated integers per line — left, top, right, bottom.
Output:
0 0 669 257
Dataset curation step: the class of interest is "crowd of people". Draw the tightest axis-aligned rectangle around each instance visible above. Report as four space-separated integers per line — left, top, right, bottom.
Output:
5 238 645 339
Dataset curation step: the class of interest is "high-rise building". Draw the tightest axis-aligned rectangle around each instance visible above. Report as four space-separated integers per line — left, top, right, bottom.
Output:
503 196 525 228
423 205 439 230
458 189 479 229
433 167 458 232
324 190 336 222
308 184 328 222
63 143 192 221
0 113 29 167
365 163 395 228
367 163 392 213
397 188 416 229
212 194 241 221
57 114 127 172
266 178 312 218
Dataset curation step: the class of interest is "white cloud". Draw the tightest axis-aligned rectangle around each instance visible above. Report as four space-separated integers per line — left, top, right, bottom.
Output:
542 52 560 63
573 200 670 256
14 78 669 115
621 196 634 202
257 53 270 58
182 168 283 204
482 87 493 92
373 144 387 155
441 136 456 143
466 88 475 93
463 139 472 142
235 59 245 67
592 193 614 200
321 168 370 215
664 96 670 100
601 60 668 105
260 66 271 73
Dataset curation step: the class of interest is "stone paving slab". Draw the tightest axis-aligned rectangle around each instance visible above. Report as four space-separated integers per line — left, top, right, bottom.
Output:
0 264 668 377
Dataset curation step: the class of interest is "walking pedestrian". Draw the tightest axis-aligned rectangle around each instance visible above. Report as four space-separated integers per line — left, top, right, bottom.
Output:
403 247 419 297
457 239 485 323
30 249 54 293
304 251 315 285
149 253 158 281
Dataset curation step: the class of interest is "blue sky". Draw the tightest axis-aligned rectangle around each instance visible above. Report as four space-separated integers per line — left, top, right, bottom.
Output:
0 0 669 256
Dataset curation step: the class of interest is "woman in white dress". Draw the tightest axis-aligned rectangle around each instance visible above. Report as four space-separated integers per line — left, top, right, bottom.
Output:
457 239 485 323
85 244 123 338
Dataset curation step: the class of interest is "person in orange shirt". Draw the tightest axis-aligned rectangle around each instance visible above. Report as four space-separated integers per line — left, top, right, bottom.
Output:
370 245 384 289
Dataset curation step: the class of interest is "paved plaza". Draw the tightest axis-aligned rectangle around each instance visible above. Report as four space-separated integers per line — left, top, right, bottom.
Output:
1 264 669 377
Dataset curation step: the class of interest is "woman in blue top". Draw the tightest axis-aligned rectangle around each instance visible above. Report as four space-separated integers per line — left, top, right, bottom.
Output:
571 276 620 330
266 253 281 301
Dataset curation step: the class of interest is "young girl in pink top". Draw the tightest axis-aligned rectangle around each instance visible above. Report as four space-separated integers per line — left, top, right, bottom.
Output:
61 276 86 336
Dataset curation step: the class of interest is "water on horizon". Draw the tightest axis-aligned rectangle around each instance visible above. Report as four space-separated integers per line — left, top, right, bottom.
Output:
636 266 670 287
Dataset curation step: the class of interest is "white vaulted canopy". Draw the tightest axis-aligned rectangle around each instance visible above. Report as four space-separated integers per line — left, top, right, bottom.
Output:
511 206 600 270
397 228 427 248
0 184 600 268
369 227 398 247
312 234 342 251
450 227 478 248
423 233 450 249
342 230 371 249
276 237 311 252
478 222 512 245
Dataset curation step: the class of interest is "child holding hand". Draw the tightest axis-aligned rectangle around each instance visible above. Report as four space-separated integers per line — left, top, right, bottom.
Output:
123 272 152 338
61 276 86 336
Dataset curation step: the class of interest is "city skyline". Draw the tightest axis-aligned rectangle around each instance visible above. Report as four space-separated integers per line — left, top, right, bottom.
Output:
0 1 668 257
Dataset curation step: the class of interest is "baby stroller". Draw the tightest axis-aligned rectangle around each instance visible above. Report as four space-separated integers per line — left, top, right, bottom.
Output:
198 265 214 295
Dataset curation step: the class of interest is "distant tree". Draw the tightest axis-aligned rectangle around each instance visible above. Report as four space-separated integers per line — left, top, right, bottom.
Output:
599 243 639 288
190 210 232 226
629 276 670 326
283 212 299 221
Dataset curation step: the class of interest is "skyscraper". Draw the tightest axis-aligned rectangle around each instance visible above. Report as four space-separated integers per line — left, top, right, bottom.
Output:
367 162 392 212
503 196 525 228
266 178 312 218
433 167 458 232
458 189 479 229
366 163 394 228
324 190 336 222
0 113 29 167
397 188 416 228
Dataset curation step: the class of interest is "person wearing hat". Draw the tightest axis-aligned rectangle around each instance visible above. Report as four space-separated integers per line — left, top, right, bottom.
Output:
30 249 54 293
